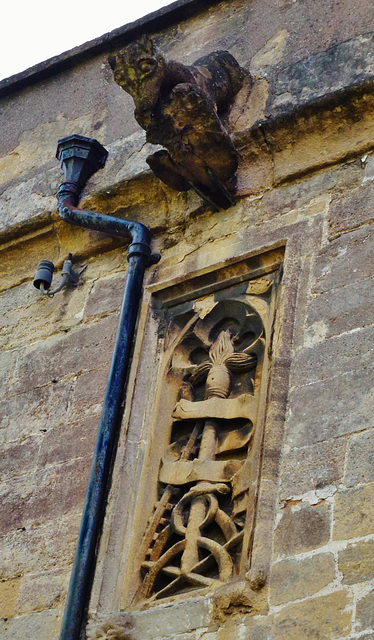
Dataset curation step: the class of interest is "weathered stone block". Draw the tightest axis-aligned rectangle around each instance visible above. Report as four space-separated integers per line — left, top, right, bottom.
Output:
291 324 374 386
272 591 352 639
214 614 272 640
268 33 374 114
0 457 91 536
0 227 60 294
339 539 374 584
328 181 374 239
274 502 331 558
258 166 336 221
0 174 56 236
312 225 374 294
133 598 211 639
356 589 374 632
1 281 90 349
0 609 61 640
286 366 374 447
305 277 374 340
16 568 70 615
235 131 273 196
345 428 374 487
0 577 21 619
235 614 273 640
0 436 41 482
271 90 374 186
37 414 98 468
279 438 346 499
334 482 374 540
269 553 335 606
0 512 81 580
0 380 73 444
84 273 126 318
0 349 18 401
69 367 108 420
14 314 117 394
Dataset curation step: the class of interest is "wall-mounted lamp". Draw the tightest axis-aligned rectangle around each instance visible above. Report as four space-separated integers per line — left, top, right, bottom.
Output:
33 134 107 298
33 253 84 297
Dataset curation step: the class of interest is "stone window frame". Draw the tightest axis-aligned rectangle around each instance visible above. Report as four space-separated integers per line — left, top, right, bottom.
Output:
90 216 319 634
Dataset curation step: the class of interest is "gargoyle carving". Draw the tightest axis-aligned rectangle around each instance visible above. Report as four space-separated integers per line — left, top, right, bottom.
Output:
109 36 250 210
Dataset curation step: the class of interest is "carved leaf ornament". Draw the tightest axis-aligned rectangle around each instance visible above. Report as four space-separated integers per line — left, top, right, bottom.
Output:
190 330 257 398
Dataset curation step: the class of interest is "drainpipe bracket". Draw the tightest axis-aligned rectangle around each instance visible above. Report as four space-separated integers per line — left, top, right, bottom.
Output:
127 242 161 266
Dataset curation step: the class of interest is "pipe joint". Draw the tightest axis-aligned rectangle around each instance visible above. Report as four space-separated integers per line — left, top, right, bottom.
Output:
127 241 151 260
57 181 81 209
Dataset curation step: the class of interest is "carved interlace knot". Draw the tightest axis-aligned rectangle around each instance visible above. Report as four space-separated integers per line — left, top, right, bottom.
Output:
190 330 256 398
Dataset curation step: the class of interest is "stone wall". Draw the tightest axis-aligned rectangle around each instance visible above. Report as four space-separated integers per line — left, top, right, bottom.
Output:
0 1 373 638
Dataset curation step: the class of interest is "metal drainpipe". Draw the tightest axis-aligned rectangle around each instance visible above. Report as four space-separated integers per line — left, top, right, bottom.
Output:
54 137 160 640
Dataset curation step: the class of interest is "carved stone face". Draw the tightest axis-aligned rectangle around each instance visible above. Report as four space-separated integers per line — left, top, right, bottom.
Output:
108 35 167 115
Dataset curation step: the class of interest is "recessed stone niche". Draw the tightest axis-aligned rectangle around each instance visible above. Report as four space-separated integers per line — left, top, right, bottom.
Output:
119 247 284 611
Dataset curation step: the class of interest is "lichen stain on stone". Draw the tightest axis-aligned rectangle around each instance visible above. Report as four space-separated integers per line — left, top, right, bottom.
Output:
0 113 105 185
230 78 269 132
250 30 289 74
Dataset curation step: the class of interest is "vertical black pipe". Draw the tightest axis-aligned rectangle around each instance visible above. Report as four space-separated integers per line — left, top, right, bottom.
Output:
59 251 148 640
53 135 159 639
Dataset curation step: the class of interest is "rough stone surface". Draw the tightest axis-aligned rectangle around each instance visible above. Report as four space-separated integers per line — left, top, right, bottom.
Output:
13 314 117 394
334 482 374 540
0 512 81 581
339 539 374 585
356 590 374 632
286 366 374 447
291 323 374 387
133 598 211 639
0 577 21 619
273 503 331 558
312 224 374 294
0 609 61 640
0 456 91 536
279 438 346 499
16 569 70 616
271 591 352 639
269 553 336 606
345 429 374 487
305 277 374 340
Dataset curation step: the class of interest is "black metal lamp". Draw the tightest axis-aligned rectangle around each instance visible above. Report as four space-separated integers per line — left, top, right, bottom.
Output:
33 254 84 297
33 259 55 290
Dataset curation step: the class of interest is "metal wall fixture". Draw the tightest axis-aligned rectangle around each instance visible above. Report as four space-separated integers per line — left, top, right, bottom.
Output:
42 133 160 640
33 253 84 297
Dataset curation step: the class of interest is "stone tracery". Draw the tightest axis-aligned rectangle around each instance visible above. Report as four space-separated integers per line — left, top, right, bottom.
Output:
136 293 269 601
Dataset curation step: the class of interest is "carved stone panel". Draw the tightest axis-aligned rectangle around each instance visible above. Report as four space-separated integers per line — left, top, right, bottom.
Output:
123 259 281 607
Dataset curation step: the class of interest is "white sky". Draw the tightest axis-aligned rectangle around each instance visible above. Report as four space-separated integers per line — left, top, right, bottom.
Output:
0 0 175 82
